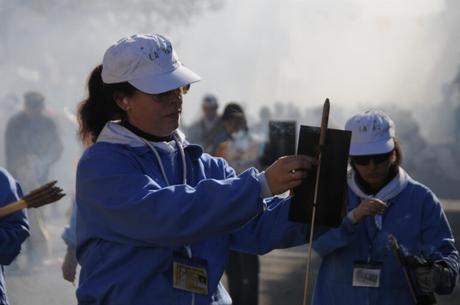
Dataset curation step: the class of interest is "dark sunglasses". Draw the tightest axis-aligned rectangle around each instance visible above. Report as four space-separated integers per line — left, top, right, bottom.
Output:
150 84 191 102
350 150 393 166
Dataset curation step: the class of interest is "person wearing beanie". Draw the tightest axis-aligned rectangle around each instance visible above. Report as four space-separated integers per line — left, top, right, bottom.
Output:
75 33 319 305
312 110 458 305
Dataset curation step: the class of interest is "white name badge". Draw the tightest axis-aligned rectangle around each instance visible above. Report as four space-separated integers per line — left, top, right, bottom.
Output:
352 262 382 288
172 253 209 295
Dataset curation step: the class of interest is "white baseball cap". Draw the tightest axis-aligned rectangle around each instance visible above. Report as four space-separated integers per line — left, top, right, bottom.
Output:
345 110 395 156
101 34 201 94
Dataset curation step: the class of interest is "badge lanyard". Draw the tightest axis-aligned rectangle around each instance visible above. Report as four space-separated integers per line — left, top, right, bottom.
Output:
354 200 387 288
362 199 392 262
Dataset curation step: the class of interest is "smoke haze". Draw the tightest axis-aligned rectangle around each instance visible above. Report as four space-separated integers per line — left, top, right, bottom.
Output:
1 2 460 304
1 1 459 136
179 0 460 131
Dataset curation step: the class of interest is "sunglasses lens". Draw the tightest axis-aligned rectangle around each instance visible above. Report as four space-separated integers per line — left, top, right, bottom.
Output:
351 151 393 166
373 153 390 164
351 156 371 165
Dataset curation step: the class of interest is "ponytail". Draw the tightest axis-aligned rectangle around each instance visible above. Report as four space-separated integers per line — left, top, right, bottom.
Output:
78 65 137 144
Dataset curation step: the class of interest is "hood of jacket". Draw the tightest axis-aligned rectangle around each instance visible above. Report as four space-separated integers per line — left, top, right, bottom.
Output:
96 121 201 156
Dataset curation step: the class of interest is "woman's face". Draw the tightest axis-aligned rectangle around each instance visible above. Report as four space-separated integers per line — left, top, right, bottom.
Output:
222 115 246 135
352 150 396 189
121 89 183 137
223 119 238 134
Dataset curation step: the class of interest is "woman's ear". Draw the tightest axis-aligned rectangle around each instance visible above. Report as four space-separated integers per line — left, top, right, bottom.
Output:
390 150 397 163
115 96 131 112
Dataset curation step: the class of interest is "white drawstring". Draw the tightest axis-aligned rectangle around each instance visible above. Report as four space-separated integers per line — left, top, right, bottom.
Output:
139 132 195 305
173 133 188 185
143 140 171 185
141 132 187 186
140 134 192 258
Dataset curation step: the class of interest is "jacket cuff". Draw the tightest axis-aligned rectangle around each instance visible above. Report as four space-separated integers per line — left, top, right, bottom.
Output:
346 209 358 224
256 171 273 198
341 215 358 234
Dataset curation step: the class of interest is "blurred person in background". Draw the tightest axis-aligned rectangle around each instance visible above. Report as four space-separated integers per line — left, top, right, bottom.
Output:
75 33 318 305
186 93 227 154
4 91 63 269
216 103 261 175
0 167 29 305
249 105 271 143
312 110 458 305
215 102 261 305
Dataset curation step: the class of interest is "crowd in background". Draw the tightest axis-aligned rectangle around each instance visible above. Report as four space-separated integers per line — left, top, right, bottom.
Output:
1 84 460 240
0 70 459 304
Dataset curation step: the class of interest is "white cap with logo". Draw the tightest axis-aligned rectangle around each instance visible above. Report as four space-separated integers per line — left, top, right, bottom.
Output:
345 110 395 156
101 34 201 94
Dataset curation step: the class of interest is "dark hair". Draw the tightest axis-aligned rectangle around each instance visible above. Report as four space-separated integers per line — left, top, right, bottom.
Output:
78 64 137 144
393 138 403 167
222 102 248 131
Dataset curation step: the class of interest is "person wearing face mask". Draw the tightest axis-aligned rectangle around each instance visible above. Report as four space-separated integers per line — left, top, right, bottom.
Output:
214 103 261 305
75 34 320 305
311 110 459 305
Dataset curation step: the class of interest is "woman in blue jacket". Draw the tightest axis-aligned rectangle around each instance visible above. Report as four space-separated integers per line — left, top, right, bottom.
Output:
312 110 459 305
0 168 29 305
75 34 316 305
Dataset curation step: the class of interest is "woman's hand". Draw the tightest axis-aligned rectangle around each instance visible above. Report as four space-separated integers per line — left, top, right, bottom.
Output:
264 155 316 195
352 198 387 223
62 247 78 283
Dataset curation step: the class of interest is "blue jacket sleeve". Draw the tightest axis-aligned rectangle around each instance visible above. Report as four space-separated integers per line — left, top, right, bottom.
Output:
311 215 358 257
76 149 266 248
420 191 459 294
0 169 30 265
229 197 312 255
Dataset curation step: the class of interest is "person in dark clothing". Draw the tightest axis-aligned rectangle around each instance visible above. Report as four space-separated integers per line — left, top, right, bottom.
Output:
186 94 228 154
4 91 63 269
5 91 63 184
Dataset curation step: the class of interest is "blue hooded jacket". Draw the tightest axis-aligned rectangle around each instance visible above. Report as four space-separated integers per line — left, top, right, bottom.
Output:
312 171 459 305
0 168 30 305
76 122 311 305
